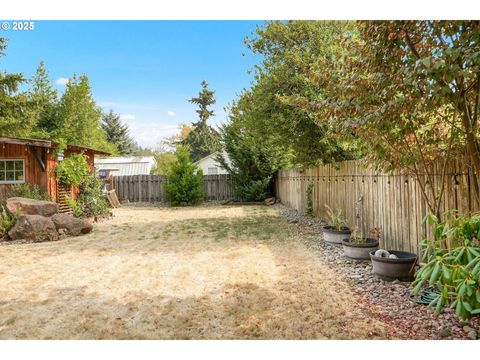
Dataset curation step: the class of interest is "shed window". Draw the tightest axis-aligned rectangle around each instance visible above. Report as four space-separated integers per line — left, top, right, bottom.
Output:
207 167 218 175
0 159 25 184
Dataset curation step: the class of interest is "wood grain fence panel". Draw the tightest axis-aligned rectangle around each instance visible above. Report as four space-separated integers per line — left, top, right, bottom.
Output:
113 174 233 203
276 159 480 254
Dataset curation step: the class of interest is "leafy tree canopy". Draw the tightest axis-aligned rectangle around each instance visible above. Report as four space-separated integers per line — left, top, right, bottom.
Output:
285 20 480 214
0 39 119 155
216 115 291 201
238 21 360 167
51 74 117 153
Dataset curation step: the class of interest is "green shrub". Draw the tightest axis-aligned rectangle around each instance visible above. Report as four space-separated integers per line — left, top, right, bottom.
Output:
0 205 16 236
216 122 287 202
67 197 85 218
55 153 89 186
165 146 203 206
412 212 480 320
9 184 50 201
233 179 271 202
76 175 110 218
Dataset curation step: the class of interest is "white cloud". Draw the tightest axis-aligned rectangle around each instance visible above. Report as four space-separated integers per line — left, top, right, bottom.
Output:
128 123 178 148
167 110 176 117
55 77 69 86
119 113 136 121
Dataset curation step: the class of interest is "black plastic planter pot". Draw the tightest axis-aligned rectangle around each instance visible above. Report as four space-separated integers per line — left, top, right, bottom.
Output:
342 238 379 260
322 226 351 245
369 250 418 281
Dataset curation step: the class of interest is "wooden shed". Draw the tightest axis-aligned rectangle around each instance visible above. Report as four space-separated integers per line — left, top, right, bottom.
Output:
0 137 109 209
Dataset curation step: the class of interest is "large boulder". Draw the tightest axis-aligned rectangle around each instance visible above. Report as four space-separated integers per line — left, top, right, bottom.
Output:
8 215 59 242
51 213 93 236
6 197 58 217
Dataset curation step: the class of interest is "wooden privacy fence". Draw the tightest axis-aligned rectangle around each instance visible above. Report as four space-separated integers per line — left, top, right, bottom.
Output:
275 160 479 254
113 174 234 203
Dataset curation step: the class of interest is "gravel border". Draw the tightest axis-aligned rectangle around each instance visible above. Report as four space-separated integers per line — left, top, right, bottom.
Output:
274 202 479 340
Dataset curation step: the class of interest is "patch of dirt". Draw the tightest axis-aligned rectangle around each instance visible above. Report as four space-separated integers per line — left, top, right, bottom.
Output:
0 205 392 339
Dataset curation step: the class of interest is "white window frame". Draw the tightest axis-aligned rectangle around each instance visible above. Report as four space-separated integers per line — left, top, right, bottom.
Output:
207 167 218 175
0 159 26 185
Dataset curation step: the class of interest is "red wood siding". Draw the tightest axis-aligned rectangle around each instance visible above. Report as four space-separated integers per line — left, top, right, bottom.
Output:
0 141 98 202
0 143 57 199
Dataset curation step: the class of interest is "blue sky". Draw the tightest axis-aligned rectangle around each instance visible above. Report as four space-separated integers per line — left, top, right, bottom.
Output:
0 20 263 147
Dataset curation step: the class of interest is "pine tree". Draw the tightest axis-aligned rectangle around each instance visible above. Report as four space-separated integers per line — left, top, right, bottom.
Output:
183 81 221 162
101 110 135 155
0 38 36 137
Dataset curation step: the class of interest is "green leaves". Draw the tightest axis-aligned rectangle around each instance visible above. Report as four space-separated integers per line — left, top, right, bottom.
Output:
165 146 204 206
76 175 110 218
55 153 89 186
413 211 480 320
429 262 442 284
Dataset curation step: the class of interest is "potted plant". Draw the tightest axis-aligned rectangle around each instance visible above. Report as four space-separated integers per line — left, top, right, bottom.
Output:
342 227 379 260
342 196 379 259
322 204 351 244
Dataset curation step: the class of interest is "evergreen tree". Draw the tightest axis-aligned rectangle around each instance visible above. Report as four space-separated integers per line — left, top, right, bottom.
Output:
101 110 135 155
0 38 36 137
29 61 57 138
52 74 116 153
165 146 203 206
216 119 288 202
183 81 221 162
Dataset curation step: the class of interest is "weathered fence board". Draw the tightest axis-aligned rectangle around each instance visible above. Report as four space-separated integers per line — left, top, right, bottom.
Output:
275 160 480 254
113 174 234 203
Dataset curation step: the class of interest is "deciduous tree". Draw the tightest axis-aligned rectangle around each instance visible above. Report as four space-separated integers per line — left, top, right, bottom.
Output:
52 74 116 153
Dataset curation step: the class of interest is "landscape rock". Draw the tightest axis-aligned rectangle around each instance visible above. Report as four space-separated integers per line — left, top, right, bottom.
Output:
51 213 93 236
439 327 452 338
463 325 474 333
264 197 276 206
467 330 478 340
8 215 58 242
6 197 58 217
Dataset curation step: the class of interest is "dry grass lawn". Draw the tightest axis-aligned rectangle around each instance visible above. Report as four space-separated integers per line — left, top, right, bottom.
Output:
0 204 389 339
